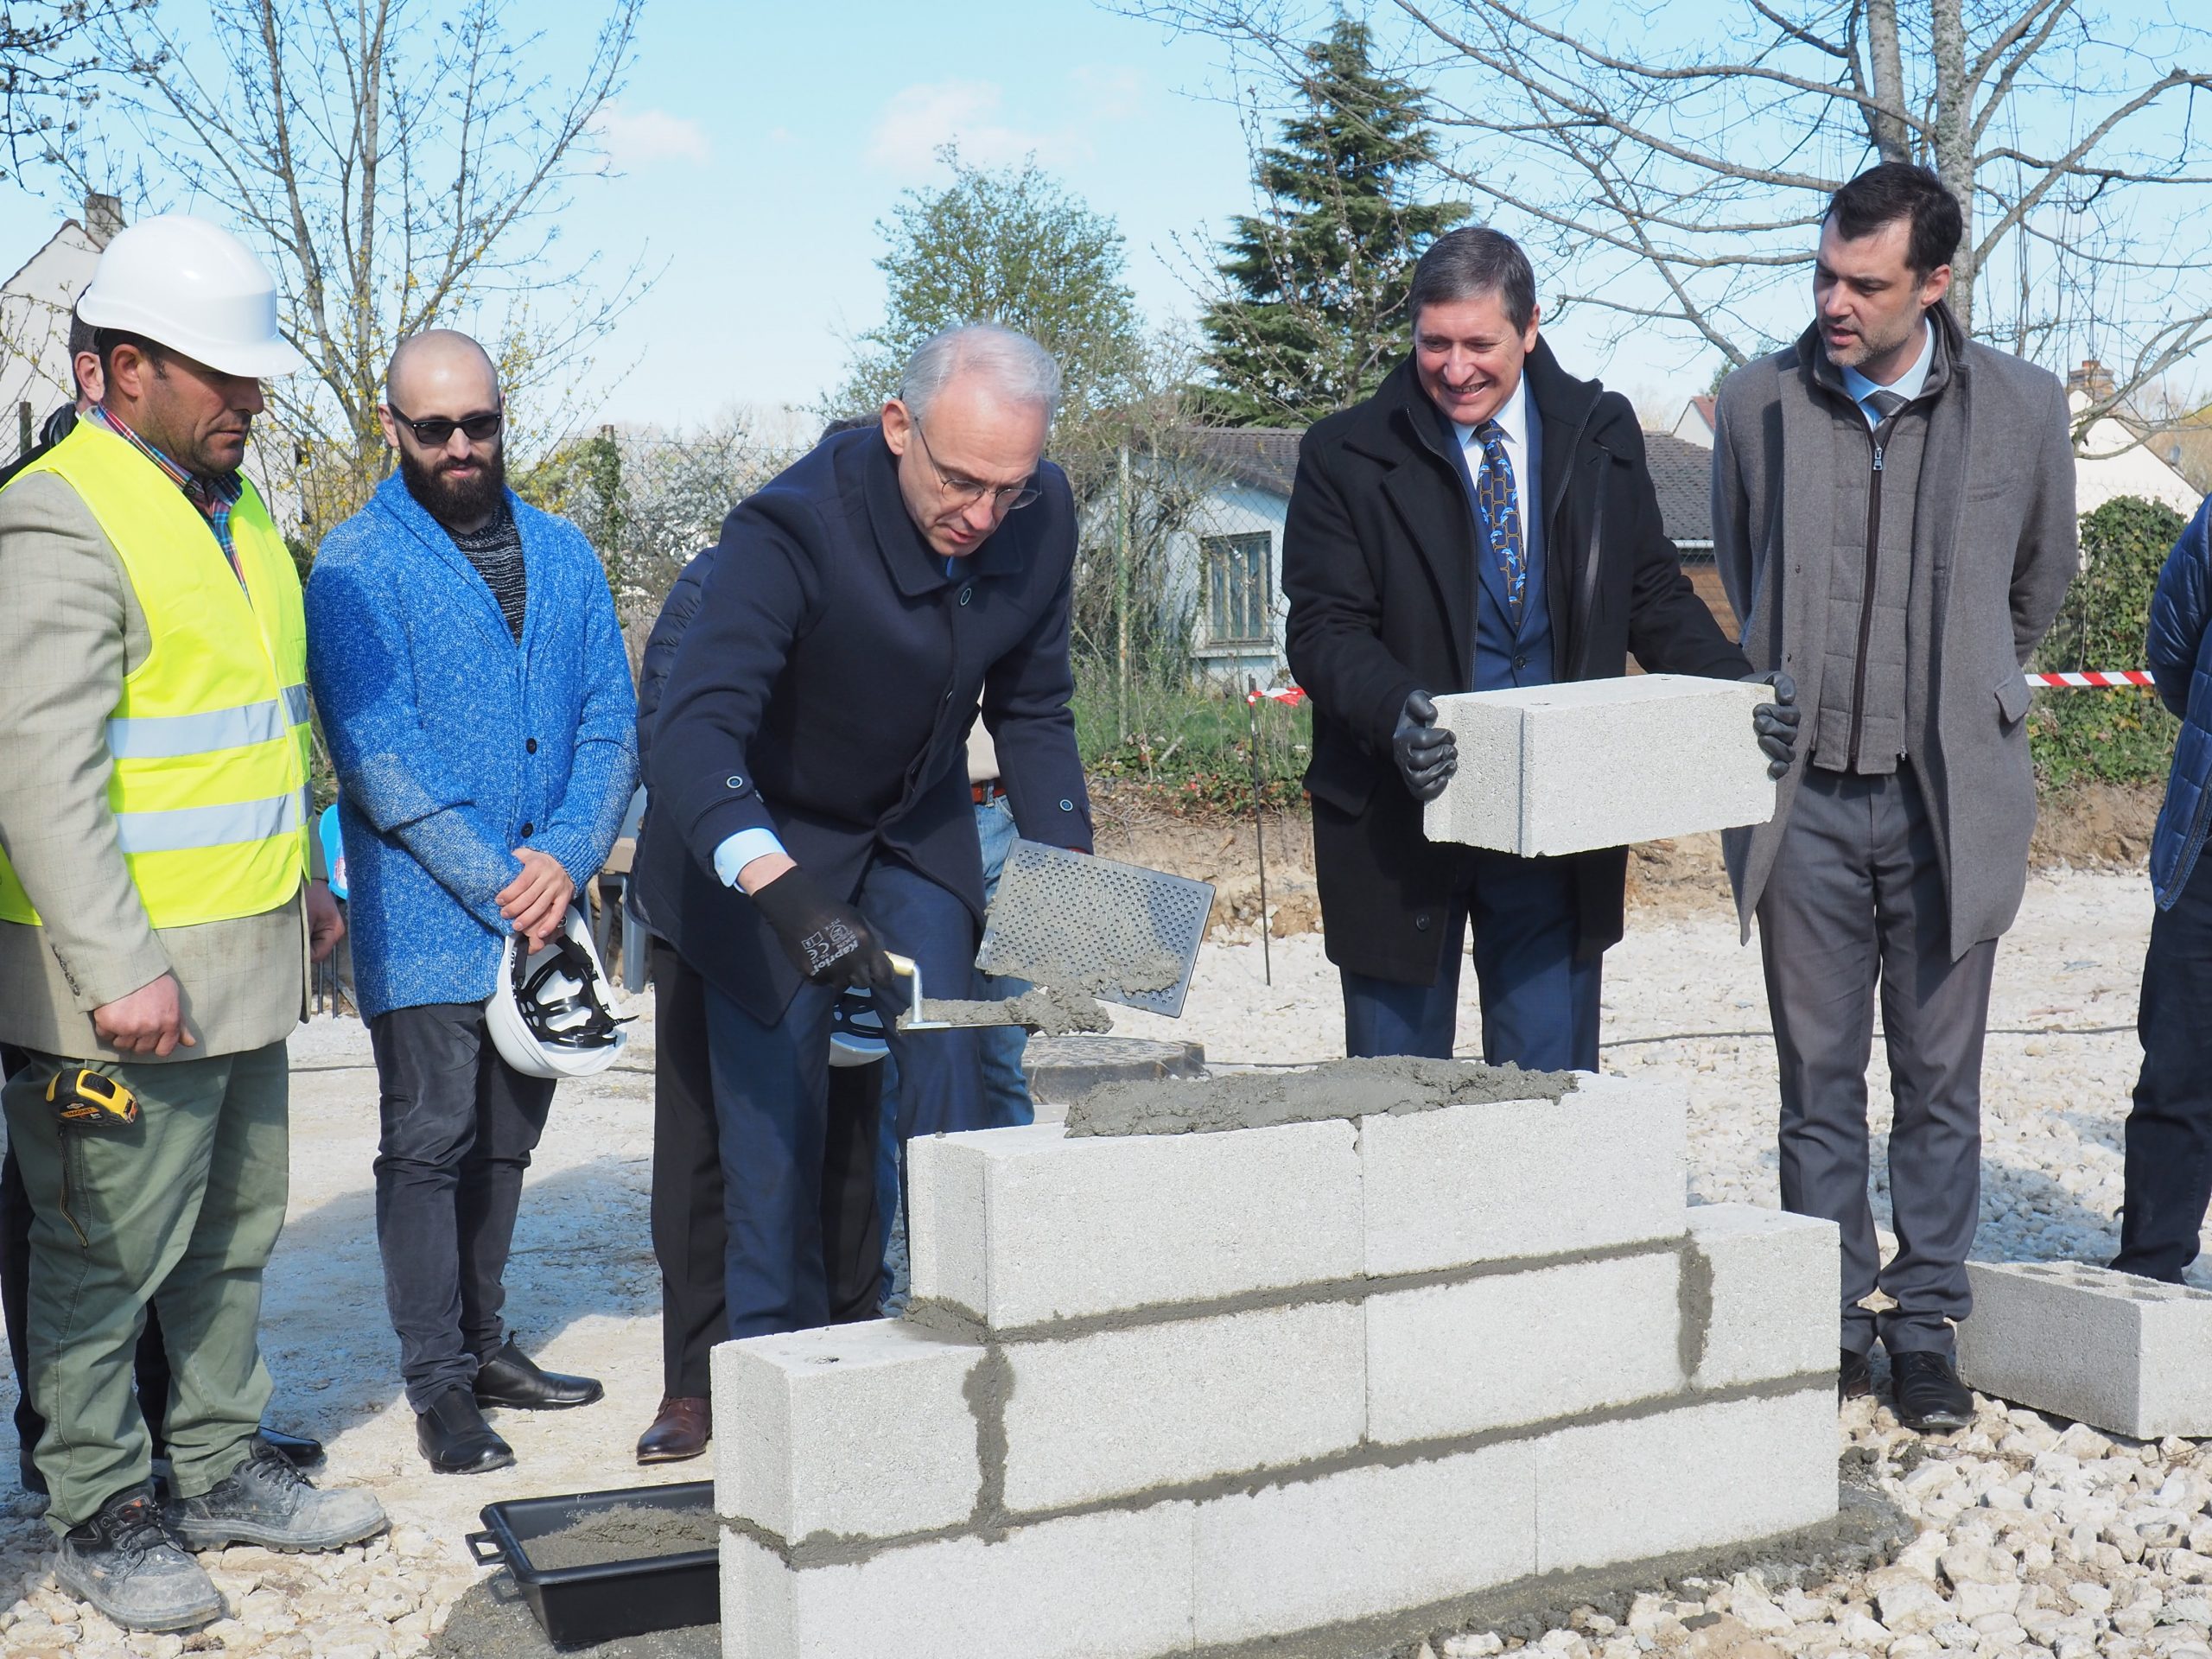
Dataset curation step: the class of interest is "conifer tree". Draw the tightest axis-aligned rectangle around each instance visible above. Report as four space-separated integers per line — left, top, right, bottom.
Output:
1200 19 1465 425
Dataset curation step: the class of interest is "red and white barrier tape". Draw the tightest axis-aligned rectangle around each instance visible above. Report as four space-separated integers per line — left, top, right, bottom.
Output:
1249 673 2155 704
2026 670 2156 689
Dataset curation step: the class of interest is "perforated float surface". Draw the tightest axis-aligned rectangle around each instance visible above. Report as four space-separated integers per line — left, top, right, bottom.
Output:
978 840 1214 1019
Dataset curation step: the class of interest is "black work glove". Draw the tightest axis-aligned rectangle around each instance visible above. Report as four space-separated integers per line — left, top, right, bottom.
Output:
1745 670 1802 779
748 866 903 995
1392 690 1458 802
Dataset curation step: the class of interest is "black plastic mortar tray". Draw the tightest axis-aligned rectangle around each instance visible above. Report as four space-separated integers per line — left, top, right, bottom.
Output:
465 1479 717 1650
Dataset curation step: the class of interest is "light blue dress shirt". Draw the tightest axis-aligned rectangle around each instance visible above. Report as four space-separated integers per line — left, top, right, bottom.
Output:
1839 318 1934 427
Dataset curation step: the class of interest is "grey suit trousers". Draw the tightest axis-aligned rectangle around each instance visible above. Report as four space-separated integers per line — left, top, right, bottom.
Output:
1757 766 1998 1358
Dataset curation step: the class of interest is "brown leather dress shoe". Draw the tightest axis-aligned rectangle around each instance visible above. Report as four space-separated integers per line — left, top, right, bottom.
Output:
636 1396 711 1465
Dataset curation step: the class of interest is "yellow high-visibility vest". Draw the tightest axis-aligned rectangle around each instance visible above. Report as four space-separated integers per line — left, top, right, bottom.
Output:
0 419 310 929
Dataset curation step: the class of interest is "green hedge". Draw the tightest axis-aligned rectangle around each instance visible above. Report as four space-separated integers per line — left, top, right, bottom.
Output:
2030 494 2185 790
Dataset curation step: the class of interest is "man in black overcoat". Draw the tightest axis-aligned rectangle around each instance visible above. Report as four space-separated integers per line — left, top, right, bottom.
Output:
634 323 1090 1340
1283 227 1796 1068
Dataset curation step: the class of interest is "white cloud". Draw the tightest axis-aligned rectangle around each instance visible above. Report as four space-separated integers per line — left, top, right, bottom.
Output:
594 101 711 168
1069 65 1144 123
865 79 1064 177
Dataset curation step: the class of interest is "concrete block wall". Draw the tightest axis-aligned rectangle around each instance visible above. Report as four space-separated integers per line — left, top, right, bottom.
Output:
1423 674 1774 856
1957 1260 2212 1439
717 1072 1839 1659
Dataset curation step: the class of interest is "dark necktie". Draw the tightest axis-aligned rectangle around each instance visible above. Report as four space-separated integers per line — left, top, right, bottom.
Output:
1862 388 1908 470
1472 420 1526 622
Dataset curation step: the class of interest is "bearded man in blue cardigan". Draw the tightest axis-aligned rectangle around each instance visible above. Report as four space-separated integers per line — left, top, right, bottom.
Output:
305 332 637 1476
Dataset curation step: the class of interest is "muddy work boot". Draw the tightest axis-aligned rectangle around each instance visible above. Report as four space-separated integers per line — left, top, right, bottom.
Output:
56 1483 223 1631
165 1437 388 1553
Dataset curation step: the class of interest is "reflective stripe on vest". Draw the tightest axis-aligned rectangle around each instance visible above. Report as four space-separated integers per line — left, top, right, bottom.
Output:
107 683 311 760
0 422 310 930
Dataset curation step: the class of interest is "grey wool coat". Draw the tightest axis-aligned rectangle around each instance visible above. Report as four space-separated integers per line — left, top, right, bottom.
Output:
1712 302 2078 961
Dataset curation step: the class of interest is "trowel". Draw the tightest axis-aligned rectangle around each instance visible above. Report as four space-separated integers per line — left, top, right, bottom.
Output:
886 951 1058 1033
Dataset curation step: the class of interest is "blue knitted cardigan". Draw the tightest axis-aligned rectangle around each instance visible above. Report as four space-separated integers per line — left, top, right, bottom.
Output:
306 476 638 1020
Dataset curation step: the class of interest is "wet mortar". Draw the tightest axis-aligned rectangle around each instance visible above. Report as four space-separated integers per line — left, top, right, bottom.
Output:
523 1503 716 1572
1066 1055 1577 1137
914 984 1113 1036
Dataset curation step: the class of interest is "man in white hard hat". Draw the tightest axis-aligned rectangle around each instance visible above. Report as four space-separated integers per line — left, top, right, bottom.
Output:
0 214 385 1633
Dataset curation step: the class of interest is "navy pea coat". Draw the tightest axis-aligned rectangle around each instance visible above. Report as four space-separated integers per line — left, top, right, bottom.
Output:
633 427 1090 1024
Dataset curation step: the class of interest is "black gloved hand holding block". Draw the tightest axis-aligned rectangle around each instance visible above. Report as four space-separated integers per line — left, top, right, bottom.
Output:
1745 670 1802 779
1392 690 1458 803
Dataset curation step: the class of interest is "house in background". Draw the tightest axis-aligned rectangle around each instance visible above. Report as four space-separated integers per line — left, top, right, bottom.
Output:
1164 427 1301 688
1670 395 1717 447
0 195 119 457
1155 422 1741 684
2063 359 2205 518
0 195 307 530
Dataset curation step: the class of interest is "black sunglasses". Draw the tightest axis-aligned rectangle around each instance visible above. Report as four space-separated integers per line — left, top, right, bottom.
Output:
386 402 505 446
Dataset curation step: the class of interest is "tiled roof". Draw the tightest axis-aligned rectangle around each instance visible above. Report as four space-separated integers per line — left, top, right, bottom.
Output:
1171 421 1714 546
1174 427 1304 497
1642 429 1713 544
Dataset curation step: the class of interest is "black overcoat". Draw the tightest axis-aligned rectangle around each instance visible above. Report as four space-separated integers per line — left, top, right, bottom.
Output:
1282 344 1751 984
633 428 1091 1023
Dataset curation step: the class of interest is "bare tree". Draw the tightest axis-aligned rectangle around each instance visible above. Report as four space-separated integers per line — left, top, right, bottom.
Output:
51 0 648 534
0 3 148 185
1131 0 2212 435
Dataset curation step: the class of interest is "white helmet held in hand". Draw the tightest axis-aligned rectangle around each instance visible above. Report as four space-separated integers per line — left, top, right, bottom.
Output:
828 986 889 1068
487 908 630 1080
77 213 306 378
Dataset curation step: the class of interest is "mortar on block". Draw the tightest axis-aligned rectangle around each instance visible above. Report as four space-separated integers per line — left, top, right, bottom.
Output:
712 1058 1844 1659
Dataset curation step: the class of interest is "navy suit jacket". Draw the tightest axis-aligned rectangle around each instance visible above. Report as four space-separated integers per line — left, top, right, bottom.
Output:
633 427 1090 1022
1445 407 1555 691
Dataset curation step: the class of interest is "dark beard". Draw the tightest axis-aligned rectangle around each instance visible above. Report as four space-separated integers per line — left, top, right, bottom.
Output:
398 442 506 527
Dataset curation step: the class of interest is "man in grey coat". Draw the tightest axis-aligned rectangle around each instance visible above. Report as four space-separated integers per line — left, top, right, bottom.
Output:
1713 162 2075 1431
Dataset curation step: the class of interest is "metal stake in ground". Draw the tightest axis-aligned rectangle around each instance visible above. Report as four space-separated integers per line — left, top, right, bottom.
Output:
1246 677 1271 987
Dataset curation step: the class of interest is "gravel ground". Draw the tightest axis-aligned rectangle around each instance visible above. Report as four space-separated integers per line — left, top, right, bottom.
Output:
0 863 2175 1656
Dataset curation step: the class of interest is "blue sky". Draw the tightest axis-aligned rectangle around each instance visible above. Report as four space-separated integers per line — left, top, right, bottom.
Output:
0 0 1838 432
1 0 1294 428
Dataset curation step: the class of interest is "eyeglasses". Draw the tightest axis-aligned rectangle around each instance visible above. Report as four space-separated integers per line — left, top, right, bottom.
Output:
386 402 505 446
910 416 1039 512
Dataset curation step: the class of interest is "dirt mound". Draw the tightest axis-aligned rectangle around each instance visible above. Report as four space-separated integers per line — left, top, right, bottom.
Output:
1084 779 2160 937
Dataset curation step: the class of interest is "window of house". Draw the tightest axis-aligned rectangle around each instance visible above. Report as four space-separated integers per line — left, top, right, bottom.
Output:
1204 531 1272 644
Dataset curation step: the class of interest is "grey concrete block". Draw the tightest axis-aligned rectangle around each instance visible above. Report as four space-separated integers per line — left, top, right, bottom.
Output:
1424 675 1774 856
1367 1251 1685 1444
721 1507 1197 1659
1001 1302 1365 1511
1686 1204 1840 1390
907 1118 1363 1328
1189 1441 1537 1646
1956 1260 2212 1438
1361 1071 1688 1277
1533 1387 1838 1574
712 1320 984 1545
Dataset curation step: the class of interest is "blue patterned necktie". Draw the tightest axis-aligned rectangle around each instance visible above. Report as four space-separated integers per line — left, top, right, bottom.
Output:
1472 420 1526 623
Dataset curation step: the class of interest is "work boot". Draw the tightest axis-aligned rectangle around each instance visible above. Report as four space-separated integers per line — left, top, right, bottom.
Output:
55 1483 222 1632
417 1387 515 1474
474 1339 603 1410
164 1438 388 1553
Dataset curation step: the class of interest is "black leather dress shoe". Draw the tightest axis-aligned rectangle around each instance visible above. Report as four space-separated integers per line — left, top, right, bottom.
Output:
474 1340 604 1410
636 1397 711 1465
416 1388 515 1474
1839 1348 1872 1401
1891 1350 1975 1433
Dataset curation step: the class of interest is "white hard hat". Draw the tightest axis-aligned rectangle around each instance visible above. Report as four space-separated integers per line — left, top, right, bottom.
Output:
828 987 889 1068
77 213 305 378
487 908 631 1080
